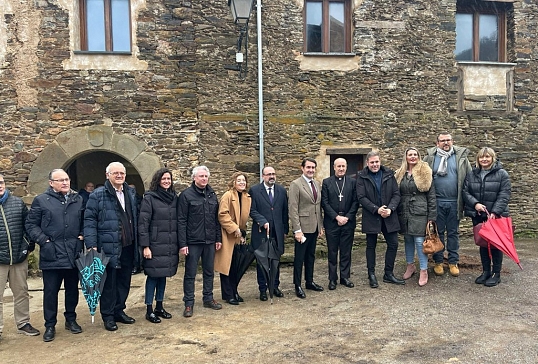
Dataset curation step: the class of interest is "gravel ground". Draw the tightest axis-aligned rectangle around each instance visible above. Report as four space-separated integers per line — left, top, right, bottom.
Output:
1 237 537 364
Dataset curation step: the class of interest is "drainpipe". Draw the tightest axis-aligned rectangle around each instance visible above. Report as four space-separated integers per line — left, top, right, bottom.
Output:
256 0 264 181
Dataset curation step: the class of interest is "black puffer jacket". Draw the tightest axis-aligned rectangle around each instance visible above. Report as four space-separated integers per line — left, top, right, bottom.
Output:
178 183 221 248
25 188 84 270
138 190 179 278
84 181 138 269
0 192 30 265
462 161 511 221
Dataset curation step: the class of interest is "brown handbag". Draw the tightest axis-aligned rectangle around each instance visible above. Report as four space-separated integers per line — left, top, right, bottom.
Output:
423 221 444 254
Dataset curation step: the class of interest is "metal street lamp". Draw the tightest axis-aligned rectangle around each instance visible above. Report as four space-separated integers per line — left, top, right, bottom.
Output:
228 0 254 25
226 0 255 79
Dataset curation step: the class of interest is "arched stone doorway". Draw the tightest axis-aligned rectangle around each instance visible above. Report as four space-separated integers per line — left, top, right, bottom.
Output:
65 151 144 197
26 126 162 199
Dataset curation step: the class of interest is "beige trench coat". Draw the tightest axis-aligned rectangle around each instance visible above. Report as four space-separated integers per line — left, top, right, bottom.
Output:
214 189 251 275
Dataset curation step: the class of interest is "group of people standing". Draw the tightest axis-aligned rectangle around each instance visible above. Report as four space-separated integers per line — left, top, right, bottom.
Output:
0 131 512 343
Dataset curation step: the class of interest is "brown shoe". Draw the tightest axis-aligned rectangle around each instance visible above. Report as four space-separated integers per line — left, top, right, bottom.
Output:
203 300 222 310
449 264 460 277
183 306 193 318
433 263 444 276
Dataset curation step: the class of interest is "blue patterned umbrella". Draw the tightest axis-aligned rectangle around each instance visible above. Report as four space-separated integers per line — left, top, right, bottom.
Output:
75 249 110 323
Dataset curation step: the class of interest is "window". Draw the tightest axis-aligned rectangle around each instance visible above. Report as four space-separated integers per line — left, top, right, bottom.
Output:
455 1 510 62
79 0 131 52
304 0 352 54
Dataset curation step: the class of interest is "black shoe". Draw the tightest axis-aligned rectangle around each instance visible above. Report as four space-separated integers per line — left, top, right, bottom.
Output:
43 327 55 342
115 312 136 324
340 278 354 288
259 291 268 301
475 271 492 285
328 280 337 290
485 273 501 287
273 288 284 297
104 321 118 331
235 293 244 302
203 300 222 310
295 285 306 299
146 312 161 323
383 273 405 285
368 273 379 288
226 298 240 305
305 281 324 291
183 306 193 318
131 267 142 275
154 308 172 319
65 320 82 334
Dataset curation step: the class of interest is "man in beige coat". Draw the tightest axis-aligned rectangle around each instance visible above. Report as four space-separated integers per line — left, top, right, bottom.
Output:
289 158 324 298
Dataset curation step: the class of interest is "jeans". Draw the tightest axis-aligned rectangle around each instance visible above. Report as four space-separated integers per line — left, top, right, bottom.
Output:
404 235 428 270
433 200 460 264
145 276 166 305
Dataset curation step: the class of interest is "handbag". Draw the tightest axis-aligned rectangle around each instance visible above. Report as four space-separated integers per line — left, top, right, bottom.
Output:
473 223 489 248
423 221 444 254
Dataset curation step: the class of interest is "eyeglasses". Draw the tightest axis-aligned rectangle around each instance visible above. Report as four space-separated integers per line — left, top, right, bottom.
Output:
263 173 276 176
50 178 70 183
438 139 452 143
0 181 5 185
108 171 126 176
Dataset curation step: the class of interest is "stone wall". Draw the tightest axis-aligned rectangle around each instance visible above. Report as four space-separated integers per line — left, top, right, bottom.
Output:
0 0 537 233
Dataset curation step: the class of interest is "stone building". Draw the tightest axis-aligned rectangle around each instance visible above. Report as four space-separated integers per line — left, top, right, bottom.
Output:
0 0 536 232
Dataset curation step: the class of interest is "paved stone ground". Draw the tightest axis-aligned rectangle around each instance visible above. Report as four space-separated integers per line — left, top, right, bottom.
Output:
1 238 537 364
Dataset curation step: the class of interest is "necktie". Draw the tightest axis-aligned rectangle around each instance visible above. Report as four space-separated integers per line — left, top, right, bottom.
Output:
268 187 274 203
310 180 318 201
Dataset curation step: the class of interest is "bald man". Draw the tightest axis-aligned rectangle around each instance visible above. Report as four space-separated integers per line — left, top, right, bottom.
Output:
321 158 359 290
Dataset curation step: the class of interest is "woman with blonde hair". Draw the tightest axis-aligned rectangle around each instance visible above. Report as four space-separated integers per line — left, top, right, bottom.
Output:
463 147 511 286
395 147 437 286
215 172 251 305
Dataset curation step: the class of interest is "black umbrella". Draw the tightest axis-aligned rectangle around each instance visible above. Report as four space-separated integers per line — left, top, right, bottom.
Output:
229 243 256 288
75 249 110 323
254 235 280 304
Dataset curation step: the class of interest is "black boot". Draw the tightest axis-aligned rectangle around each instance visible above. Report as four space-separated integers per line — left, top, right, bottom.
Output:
485 272 501 287
383 272 405 285
475 271 491 285
368 273 378 288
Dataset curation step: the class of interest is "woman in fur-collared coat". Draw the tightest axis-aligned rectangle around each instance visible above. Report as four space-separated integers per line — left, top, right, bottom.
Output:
395 147 437 286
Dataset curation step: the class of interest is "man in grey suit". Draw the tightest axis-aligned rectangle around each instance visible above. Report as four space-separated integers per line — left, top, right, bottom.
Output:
249 166 289 301
321 158 359 290
289 158 324 299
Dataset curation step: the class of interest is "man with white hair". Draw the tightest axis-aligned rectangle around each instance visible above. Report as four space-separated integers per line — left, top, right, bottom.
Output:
84 162 138 332
178 166 222 318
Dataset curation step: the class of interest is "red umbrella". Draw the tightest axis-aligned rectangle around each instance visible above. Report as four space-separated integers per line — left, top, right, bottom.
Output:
478 216 522 270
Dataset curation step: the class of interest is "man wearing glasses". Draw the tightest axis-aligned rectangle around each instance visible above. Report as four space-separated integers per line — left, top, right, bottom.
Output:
424 132 472 277
26 169 84 342
84 162 138 331
248 166 289 300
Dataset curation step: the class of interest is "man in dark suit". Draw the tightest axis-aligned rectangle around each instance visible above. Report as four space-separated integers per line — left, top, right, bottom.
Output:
289 158 324 299
249 166 289 301
321 158 359 290
356 151 404 288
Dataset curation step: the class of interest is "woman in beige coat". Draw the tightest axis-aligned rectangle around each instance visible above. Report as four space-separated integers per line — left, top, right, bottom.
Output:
215 172 251 305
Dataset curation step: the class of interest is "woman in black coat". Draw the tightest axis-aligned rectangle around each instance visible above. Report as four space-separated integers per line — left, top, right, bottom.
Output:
463 147 511 287
138 168 179 323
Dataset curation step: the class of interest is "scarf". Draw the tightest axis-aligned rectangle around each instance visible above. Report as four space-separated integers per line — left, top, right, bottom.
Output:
0 189 9 205
435 147 454 176
156 186 175 205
